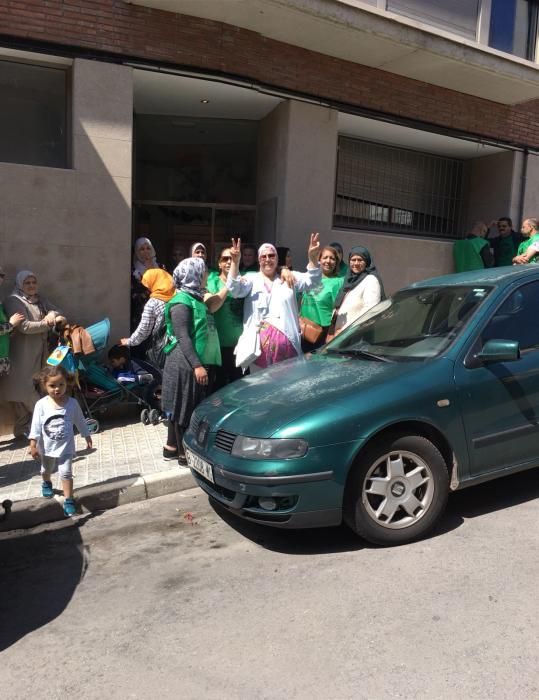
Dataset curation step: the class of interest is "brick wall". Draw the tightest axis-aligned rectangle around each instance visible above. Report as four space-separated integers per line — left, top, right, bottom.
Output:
0 0 538 148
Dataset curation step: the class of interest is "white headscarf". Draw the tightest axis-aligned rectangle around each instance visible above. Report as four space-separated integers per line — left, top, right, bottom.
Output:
11 270 38 303
133 237 157 281
190 242 207 258
173 257 206 300
258 243 278 259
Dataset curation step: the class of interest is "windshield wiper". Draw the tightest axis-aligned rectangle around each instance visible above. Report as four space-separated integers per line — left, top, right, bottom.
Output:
326 348 393 363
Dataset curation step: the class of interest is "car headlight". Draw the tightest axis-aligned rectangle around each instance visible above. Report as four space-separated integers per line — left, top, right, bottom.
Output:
231 436 308 460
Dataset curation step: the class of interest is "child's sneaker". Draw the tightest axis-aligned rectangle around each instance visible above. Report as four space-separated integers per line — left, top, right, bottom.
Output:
41 480 54 498
63 498 77 517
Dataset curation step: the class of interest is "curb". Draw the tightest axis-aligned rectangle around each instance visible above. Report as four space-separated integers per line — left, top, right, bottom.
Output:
0 468 196 532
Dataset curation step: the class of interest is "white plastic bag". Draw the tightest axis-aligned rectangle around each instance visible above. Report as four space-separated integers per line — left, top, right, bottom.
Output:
234 324 261 371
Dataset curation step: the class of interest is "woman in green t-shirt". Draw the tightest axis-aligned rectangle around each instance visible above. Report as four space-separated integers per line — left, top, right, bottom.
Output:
299 246 344 351
206 247 245 389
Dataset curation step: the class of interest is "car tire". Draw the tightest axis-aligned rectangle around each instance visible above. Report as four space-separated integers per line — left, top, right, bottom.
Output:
344 433 449 546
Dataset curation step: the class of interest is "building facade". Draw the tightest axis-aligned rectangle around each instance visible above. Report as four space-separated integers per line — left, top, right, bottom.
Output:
0 0 538 336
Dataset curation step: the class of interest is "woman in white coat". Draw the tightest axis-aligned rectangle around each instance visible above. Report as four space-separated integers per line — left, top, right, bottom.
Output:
227 234 321 372
333 246 384 336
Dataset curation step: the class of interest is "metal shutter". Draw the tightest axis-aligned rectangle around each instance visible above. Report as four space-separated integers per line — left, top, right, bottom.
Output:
387 0 480 39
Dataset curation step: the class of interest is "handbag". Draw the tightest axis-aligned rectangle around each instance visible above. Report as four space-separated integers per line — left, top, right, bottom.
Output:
234 324 261 371
146 318 168 369
299 316 324 345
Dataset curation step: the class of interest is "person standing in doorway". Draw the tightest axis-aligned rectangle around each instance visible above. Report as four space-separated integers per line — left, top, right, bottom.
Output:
240 244 258 274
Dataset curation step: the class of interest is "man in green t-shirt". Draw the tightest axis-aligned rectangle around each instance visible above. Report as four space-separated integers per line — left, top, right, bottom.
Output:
513 218 539 264
453 221 494 273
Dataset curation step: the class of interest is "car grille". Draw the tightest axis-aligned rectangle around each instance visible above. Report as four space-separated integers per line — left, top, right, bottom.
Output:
215 429 237 453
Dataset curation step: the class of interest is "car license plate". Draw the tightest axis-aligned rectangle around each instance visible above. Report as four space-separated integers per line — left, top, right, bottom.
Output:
186 448 214 483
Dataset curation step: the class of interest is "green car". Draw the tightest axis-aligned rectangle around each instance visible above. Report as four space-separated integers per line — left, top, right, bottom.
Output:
184 266 539 545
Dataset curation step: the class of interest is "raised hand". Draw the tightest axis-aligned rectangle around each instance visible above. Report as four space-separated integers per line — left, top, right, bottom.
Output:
307 232 321 265
230 237 242 265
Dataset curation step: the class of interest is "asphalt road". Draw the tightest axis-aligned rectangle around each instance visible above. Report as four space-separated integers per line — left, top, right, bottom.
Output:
1 470 538 699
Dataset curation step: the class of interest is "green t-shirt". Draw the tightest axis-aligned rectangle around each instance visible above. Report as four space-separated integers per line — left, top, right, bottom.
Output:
517 233 539 262
300 275 344 327
206 275 244 348
453 236 488 272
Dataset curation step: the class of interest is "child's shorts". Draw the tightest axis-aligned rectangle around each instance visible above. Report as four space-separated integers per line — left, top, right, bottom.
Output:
41 455 73 480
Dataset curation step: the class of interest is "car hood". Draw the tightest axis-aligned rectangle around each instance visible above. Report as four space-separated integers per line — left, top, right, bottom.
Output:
196 354 431 437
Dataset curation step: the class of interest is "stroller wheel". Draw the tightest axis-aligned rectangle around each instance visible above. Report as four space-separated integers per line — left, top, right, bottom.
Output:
140 408 150 425
86 418 100 434
149 408 161 425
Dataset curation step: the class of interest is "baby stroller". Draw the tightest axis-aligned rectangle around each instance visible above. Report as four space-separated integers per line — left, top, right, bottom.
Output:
48 318 163 432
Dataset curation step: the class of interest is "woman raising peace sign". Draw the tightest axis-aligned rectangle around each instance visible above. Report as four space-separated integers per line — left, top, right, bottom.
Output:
227 233 322 372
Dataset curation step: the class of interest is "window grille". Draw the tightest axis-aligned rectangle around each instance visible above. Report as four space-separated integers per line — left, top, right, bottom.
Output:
334 136 464 239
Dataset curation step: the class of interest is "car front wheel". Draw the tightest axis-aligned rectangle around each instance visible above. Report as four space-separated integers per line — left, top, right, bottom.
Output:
344 434 449 546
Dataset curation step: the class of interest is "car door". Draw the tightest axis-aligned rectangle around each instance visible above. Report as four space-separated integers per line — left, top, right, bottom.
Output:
454 280 539 477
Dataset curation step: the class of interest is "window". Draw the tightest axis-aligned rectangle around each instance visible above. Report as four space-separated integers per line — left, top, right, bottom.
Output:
481 282 539 351
334 137 464 238
387 0 480 40
489 0 539 61
0 60 68 168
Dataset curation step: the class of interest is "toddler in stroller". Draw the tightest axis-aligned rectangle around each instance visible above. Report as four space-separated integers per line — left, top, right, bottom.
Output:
49 318 163 431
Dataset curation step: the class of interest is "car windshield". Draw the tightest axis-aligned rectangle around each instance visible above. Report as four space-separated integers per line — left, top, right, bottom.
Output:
323 285 492 361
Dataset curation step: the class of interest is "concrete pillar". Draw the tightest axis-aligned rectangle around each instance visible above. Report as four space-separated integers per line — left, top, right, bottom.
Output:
464 150 520 229
0 58 133 339
522 152 539 220
257 100 338 264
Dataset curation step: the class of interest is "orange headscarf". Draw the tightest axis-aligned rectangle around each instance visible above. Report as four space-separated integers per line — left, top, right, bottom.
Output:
141 268 175 302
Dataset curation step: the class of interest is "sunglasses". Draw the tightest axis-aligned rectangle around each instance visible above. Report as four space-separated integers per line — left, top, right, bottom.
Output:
260 254 276 260
220 256 232 262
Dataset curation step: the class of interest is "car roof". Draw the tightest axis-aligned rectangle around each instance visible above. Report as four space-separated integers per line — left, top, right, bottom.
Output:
406 265 539 290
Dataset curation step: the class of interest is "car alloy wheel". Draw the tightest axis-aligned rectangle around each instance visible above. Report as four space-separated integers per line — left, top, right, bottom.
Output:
345 434 449 546
362 450 434 529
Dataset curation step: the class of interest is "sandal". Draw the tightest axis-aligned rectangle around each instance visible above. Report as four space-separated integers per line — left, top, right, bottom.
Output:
178 454 188 467
63 498 77 517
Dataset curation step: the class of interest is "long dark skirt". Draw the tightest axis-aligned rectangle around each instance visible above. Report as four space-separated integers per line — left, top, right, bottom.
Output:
161 346 207 428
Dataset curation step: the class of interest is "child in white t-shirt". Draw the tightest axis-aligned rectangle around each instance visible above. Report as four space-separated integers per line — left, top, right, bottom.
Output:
29 365 92 517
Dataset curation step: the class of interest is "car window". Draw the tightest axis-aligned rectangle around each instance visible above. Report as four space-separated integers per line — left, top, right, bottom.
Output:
325 285 492 361
481 281 539 351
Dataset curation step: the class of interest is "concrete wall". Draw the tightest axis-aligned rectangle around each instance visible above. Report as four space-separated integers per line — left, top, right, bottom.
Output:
464 150 520 229
0 58 132 340
330 229 454 295
522 152 539 219
257 100 338 265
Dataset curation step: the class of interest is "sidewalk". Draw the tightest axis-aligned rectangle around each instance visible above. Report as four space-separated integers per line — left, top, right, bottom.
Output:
0 412 195 530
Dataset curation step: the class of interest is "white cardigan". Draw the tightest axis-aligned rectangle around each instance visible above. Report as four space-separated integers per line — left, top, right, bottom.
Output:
227 267 321 356
334 275 382 334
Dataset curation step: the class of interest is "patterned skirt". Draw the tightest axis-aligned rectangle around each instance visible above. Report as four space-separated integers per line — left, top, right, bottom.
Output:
254 322 297 368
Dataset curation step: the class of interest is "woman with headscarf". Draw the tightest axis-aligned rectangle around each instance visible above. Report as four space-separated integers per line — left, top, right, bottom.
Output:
161 257 210 465
189 242 207 262
299 245 344 351
332 246 384 337
120 268 175 365
131 237 160 333
227 234 321 372
2 271 64 438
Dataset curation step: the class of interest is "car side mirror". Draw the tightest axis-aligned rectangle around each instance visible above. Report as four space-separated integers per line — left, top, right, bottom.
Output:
477 339 520 363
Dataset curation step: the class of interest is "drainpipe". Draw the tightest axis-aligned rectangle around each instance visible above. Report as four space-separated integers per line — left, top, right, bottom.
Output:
517 147 529 226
